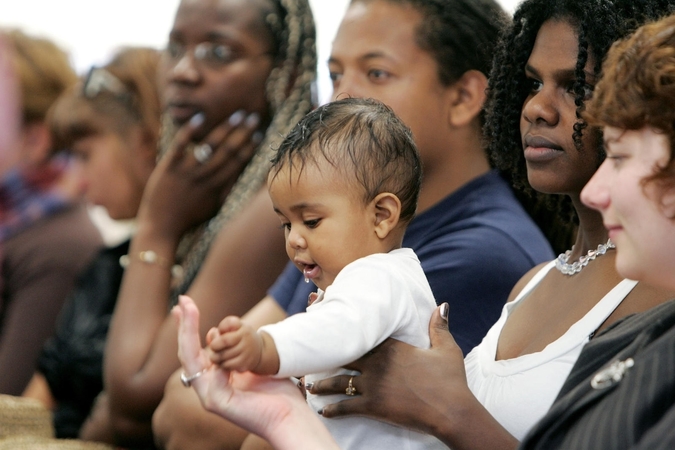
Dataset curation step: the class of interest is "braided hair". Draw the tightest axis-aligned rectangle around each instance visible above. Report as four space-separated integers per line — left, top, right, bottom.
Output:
170 0 317 302
484 0 675 253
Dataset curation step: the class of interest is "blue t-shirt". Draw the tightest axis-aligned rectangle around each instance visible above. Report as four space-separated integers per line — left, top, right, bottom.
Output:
268 170 554 354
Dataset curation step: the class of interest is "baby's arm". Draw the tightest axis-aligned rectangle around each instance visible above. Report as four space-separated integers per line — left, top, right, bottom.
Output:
207 316 280 375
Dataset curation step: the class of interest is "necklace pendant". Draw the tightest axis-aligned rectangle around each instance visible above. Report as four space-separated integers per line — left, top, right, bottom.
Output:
554 239 615 276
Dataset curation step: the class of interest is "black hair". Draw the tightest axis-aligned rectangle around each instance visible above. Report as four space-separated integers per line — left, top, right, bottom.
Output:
270 97 422 225
484 0 675 253
353 0 509 86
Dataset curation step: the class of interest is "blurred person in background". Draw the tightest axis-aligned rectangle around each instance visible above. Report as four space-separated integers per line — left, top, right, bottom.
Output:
22 47 162 440
0 29 102 396
0 33 20 177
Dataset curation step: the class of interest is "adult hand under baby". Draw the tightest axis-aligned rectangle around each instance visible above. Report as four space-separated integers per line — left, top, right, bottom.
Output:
310 304 471 438
137 110 262 241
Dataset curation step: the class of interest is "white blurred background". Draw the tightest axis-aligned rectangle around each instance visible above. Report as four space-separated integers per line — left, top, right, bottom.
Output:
0 0 522 104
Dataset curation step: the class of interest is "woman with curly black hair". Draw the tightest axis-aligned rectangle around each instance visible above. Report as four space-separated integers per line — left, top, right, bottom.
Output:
304 0 675 448
484 0 675 253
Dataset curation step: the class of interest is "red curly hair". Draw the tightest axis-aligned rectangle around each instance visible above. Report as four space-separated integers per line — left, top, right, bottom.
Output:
585 14 675 216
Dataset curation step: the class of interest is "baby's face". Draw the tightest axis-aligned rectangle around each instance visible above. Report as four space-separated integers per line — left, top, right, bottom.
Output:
268 161 384 291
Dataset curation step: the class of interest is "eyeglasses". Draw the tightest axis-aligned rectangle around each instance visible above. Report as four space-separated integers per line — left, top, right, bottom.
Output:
166 41 271 69
82 67 131 103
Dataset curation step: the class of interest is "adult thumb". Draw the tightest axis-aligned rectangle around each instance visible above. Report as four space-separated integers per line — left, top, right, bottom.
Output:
429 303 457 350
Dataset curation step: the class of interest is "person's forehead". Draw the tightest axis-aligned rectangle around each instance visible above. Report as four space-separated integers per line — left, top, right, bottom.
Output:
173 0 266 35
336 2 422 44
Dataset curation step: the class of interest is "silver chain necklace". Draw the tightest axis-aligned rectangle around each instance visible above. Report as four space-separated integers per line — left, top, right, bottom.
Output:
555 239 616 275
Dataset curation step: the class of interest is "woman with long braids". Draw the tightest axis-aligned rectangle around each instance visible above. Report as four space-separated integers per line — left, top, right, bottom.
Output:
82 0 316 447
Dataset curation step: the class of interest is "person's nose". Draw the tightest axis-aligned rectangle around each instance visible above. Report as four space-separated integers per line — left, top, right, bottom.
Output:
521 87 559 127
581 159 612 212
68 159 89 194
287 226 307 250
330 70 365 101
167 51 201 86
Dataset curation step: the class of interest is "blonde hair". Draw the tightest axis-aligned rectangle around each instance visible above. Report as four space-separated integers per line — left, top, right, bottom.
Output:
49 47 162 151
5 29 76 125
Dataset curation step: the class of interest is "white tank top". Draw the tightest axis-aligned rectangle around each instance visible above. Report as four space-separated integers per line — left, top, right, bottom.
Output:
464 261 637 440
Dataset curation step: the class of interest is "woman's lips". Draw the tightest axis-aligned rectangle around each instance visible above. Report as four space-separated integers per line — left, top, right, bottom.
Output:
167 103 201 124
606 225 623 241
523 135 564 163
524 146 564 162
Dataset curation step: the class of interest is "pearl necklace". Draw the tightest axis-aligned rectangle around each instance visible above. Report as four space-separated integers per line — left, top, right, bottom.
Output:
555 239 616 275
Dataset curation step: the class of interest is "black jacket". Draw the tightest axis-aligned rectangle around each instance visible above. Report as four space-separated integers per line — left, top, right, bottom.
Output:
521 298 675 449
38 240 129 438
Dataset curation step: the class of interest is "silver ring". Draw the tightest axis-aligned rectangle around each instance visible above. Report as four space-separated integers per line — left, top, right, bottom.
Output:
193 143 213 163
180 368 207 387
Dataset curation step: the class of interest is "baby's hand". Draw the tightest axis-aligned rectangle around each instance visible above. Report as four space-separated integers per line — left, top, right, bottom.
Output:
207 316 263 372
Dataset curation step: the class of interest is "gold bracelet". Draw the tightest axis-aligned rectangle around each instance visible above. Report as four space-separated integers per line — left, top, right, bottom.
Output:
119 251 184 279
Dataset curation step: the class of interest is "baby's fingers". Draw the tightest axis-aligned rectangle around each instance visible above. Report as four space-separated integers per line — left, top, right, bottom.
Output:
208 328 243 352
217 315 243 333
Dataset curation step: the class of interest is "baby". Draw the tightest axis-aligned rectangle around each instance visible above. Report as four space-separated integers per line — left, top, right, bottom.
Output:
205 98 442 449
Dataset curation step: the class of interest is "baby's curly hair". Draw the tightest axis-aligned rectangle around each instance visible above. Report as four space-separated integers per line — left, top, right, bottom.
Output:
586 14 675 218
484 0 675 253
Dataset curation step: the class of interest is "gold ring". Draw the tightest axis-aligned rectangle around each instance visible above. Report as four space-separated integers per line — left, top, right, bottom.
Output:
345 376 357 396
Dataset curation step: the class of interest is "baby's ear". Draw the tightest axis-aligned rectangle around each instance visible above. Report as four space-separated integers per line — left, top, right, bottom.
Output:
372 193 401 239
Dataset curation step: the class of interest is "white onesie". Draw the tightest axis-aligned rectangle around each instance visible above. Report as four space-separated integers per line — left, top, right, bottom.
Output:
260 248 444 449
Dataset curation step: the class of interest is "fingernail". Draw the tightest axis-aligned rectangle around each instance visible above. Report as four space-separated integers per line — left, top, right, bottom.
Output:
228 110 245 126
305 382 314 390
251 131 264 145
440 303 449 322
189 112 205 127
244 112 260 129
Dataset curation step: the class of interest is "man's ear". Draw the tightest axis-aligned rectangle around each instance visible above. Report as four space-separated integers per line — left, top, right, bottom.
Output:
372 192 402 239
446 70 488 128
